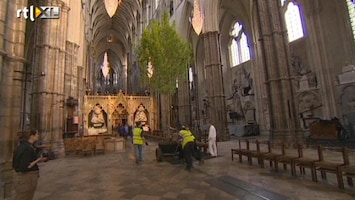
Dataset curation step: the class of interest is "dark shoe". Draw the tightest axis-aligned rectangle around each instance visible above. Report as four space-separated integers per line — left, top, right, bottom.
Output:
199 159 204 165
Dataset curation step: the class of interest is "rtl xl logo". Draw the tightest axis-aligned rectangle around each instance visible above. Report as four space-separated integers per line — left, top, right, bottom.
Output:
16 5 60 21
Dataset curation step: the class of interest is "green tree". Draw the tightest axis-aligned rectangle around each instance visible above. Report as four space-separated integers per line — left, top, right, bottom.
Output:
137 12 192 94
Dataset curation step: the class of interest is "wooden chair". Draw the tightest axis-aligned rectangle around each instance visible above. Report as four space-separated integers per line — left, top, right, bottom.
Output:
248 140 270 167
274 143 299 176
338 148 355 188
313 146 348 189
259 141 282 170
293 144 319 182
339 165 355 187
246 140 261 166
339 148 355 188
231 139 251 163
231 148 239 161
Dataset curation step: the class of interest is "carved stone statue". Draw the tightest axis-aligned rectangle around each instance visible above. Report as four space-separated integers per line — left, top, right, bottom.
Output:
291 56 317 90
298 92 322 129
134 104 148 123
227 67 254 121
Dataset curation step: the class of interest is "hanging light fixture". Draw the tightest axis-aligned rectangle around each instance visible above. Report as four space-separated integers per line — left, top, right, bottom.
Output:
191 0 204 35
107 34 113 42
147 60 153 79
104 0 121 18
101 52 110 78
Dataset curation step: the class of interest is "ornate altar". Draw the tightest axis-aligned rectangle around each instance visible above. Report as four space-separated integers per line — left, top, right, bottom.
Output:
83 91 156 135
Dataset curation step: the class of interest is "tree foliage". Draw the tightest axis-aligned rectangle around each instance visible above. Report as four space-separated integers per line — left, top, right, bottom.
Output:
136 12 192 94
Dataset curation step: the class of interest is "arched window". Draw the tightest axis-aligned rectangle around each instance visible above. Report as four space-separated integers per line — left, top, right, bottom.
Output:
281 0 305 42
347 0 355 41
229 22 251 67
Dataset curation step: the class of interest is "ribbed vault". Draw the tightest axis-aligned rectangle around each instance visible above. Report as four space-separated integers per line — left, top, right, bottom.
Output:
89 0 141 94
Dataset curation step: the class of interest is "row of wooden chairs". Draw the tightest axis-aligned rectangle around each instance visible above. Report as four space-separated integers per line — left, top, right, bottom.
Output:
231 139 355 189
64 136 105 156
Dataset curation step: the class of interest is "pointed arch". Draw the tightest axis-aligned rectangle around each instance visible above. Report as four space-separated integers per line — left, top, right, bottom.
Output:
229 21 251 67
347 0 355 41
281 0 305 42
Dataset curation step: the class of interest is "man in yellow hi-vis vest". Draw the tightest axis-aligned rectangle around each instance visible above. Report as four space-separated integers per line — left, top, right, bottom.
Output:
133 123 145 165
178 126 203 171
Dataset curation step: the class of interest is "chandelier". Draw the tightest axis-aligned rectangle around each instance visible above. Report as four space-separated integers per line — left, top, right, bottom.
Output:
191 0 204 35
101 52 110 78
104 0 122 18
147 61 153 78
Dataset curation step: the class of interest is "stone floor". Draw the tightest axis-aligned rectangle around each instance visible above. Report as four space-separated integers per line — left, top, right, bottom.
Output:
34 137 355 200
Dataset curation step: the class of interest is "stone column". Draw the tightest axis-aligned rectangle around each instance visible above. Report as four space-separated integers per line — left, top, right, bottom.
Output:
256 0 302 144
199 0 229 140
65 41 80 98
203 31 229 141
31 0 69 157
64 40 79 135
302 0 341 119
0 0 28 198
178 75 192 127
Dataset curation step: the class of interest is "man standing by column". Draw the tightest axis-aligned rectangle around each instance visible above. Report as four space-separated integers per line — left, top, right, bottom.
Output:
208 122 218 157
13 129 47 200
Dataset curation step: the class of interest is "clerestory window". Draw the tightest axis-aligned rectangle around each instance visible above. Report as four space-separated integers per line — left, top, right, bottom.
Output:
347 0 355 41
229 22 251 67
281 0 305 42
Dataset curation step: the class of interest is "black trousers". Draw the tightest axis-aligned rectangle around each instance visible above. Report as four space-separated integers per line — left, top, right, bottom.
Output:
183 142 202 169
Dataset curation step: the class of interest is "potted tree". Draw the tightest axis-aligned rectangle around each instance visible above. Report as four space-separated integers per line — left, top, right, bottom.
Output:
136 12 192 161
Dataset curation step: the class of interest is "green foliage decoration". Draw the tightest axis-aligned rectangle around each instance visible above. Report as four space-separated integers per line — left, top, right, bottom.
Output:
137 12 192 94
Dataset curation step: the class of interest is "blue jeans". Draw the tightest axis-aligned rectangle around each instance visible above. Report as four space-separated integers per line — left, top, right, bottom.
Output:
134 144 143 164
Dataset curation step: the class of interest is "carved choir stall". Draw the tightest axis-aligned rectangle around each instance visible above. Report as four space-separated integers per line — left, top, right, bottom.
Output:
79 91 157 153
83 91 156 135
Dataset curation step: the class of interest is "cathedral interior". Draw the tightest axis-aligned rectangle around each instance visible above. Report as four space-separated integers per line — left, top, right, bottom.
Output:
1 0 355 199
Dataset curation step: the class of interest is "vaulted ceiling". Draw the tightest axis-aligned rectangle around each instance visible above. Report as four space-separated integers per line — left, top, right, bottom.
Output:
89 0 141 71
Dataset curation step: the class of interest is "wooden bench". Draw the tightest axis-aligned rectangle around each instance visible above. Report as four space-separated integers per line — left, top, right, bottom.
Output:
95 136 105 155
63 138 78 156
309 119 341 140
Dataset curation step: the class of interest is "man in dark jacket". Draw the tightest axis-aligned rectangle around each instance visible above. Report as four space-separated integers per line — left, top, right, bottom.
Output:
13 129 47 200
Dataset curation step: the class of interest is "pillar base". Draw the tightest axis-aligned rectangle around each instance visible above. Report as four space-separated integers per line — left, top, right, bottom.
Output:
0 162 14 199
